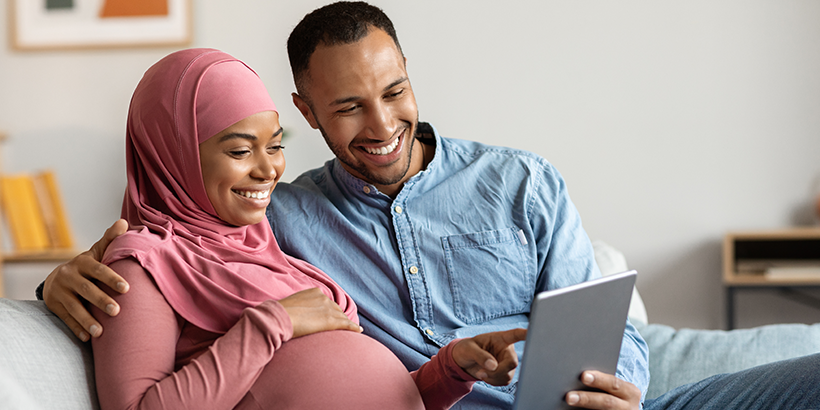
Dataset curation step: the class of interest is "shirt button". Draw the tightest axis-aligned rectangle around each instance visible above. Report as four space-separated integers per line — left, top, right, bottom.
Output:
409 266 419 274
425 328 434 336
395 206 403 214
362 186 371 194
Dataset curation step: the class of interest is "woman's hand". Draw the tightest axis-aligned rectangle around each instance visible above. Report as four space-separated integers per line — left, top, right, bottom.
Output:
452 328 527 386
44 219 130 341
277 288 363 338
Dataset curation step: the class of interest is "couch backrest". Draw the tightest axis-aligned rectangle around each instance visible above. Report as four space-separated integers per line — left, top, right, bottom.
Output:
0 298 99 410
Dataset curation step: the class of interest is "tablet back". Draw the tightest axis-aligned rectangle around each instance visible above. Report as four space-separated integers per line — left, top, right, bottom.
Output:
514 270 636 410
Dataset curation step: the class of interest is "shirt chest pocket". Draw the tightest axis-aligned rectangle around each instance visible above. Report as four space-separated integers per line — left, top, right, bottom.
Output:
441 227 534 324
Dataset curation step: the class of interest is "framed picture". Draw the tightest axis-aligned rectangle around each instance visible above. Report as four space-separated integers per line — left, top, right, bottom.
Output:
10 0 192 50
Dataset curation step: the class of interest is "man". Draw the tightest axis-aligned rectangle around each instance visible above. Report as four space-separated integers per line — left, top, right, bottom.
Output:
40 2 820 409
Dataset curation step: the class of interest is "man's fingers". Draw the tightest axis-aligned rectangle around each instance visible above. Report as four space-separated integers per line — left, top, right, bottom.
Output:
78 255 129 295
503 328 527 344
51 303 90 342
68 264 122 316
468 344 499 372
580 371 638 400
62 293 104 338
566 371 641 409
90 219 128 260
565 390 620 410
84 219 130 296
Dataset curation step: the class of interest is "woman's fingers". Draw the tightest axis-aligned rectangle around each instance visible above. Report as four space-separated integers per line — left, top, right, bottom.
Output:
278 288 361 338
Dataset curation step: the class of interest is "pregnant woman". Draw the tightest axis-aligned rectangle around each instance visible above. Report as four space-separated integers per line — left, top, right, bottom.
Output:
90 48 524 410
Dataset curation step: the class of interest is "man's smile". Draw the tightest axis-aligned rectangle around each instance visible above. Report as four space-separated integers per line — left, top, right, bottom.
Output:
362 137 400 155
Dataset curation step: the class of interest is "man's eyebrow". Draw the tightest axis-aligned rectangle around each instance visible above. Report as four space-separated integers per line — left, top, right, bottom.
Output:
218 127 283 143
383 76 408 93
329 77 409 107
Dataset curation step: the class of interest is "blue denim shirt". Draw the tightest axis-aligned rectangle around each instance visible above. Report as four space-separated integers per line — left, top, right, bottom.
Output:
267 122 649 408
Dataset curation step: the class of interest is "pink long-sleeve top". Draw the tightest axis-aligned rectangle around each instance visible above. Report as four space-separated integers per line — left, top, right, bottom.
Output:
91 258 476 410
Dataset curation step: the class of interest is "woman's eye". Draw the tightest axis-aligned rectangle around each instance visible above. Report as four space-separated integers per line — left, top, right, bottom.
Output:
267 145 285 153
229 150 250 157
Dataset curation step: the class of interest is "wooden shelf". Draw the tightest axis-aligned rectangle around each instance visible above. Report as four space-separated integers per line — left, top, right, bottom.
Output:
723 227 820 286
2 249 78 262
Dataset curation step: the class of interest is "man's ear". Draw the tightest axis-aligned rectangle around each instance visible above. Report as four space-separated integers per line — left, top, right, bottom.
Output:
292 93 319 130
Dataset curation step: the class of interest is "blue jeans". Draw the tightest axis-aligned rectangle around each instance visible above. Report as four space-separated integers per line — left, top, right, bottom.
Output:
644 353 820 409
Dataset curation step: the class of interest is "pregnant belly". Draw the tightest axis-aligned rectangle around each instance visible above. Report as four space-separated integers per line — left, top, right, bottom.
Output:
242 330 424 410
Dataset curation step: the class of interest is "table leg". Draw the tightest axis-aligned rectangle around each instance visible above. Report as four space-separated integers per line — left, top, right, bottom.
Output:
726 287 735 330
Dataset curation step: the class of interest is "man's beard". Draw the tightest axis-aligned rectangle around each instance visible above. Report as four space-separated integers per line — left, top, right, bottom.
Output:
316 120 419 187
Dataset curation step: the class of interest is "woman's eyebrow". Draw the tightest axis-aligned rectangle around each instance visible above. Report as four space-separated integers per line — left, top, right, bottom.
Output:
218 133 256 143
218 127 283 143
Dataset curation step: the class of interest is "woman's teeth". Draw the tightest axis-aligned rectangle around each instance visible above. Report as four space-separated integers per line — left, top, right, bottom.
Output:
233 189 270 199
363 138 400 155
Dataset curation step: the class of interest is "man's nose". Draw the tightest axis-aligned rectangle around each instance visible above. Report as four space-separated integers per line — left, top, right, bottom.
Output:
365 102 397 141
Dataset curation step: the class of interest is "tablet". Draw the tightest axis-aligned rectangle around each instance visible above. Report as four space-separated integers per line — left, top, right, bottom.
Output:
514 270 637 410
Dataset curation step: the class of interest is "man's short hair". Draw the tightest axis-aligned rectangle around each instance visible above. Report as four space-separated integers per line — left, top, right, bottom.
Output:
287 1 404 97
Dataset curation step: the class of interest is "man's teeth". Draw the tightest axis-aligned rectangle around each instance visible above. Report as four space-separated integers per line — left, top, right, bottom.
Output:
233 189 270 199
364 138 400 155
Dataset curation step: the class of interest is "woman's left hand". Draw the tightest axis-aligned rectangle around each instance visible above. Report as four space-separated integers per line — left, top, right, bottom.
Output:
277 288 362 338
452 328 527 386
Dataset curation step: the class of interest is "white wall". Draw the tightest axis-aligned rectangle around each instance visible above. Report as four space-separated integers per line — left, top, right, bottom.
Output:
1 1 819 329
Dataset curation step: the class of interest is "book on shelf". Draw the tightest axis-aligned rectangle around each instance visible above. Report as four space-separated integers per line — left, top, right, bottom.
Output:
0 169 75 253
33 171 74 249
764 266 820 280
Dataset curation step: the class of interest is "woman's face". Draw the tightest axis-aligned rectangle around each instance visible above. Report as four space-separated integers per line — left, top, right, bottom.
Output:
199 110 285 227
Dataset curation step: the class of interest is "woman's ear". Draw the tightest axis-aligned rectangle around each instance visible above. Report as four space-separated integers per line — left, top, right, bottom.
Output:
292 93 319 129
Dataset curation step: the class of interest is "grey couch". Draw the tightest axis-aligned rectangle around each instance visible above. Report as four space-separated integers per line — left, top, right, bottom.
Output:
2 242 820 409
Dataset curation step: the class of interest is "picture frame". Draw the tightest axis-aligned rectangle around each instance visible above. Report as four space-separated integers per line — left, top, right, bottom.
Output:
9 0 192 51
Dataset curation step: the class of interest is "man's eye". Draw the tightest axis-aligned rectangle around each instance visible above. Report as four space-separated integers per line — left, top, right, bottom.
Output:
387 89 403 98
338 105 358 114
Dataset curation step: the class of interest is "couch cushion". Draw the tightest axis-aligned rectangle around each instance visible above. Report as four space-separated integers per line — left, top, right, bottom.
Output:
637 321 820 400
593 240 649 325
0 298 99 410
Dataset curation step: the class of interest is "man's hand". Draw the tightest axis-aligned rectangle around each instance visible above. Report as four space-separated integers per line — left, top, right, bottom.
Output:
43 219 129 342
565 371 642 409
452 328 527 386
277 288 363 338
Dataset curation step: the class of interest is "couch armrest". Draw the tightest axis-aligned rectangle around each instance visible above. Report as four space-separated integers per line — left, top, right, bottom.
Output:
0 299 99 410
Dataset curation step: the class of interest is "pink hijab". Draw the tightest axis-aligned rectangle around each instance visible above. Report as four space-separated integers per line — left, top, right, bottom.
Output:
102 48 357 333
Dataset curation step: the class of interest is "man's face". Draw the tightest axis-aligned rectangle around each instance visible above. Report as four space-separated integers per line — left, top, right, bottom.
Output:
293 28 420 191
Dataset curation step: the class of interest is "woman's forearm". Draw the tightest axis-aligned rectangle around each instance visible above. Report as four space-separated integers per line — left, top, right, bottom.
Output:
92 259 292 410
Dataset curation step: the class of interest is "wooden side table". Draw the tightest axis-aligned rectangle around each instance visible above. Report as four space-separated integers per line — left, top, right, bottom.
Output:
723 228 820 329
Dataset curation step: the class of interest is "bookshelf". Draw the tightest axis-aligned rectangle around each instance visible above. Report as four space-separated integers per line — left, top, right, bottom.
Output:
723 227 820 329
0 131 77 297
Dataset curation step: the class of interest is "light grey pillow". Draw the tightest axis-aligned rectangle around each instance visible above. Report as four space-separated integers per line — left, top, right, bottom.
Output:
592 240 649 325
0 298 99 410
